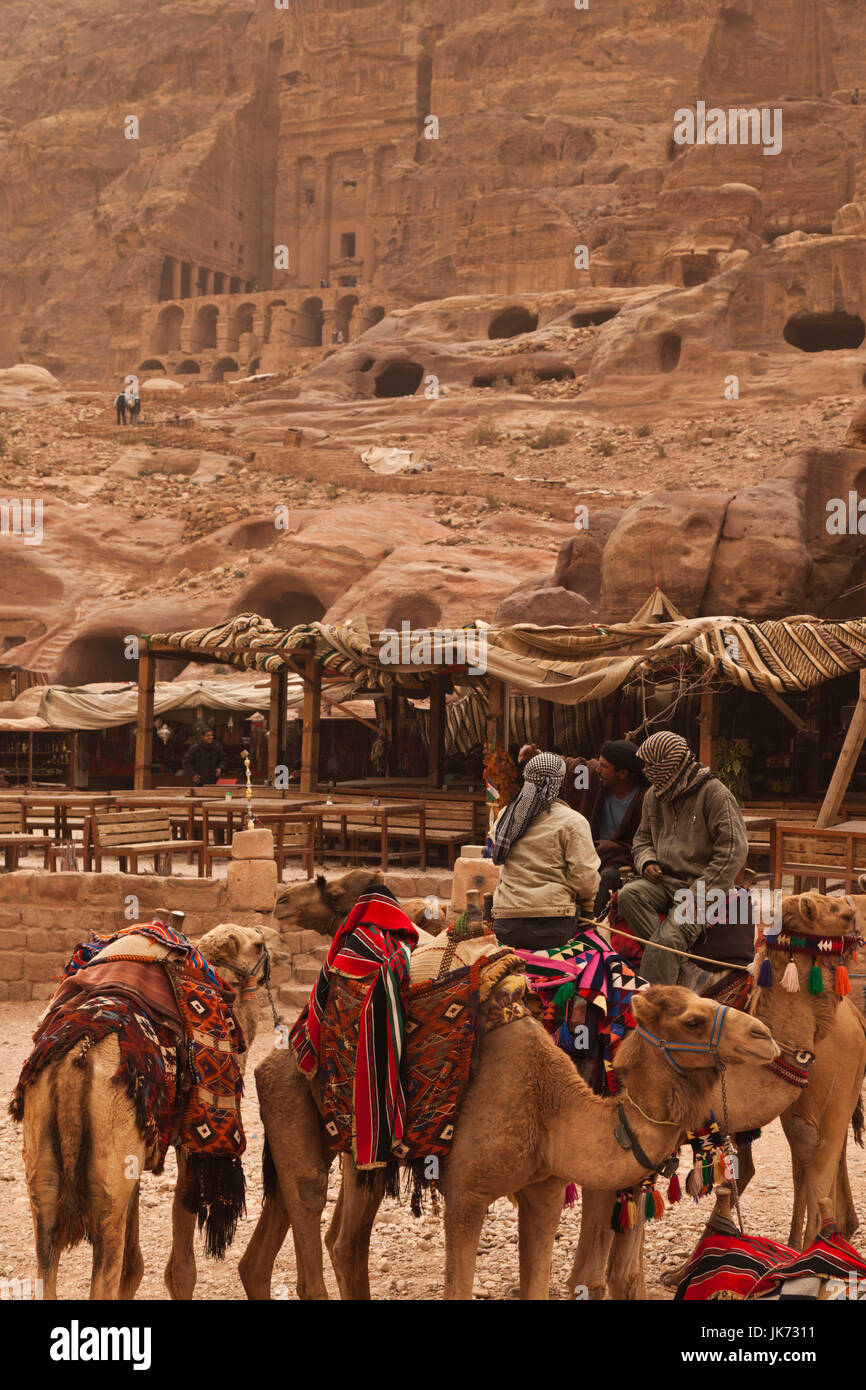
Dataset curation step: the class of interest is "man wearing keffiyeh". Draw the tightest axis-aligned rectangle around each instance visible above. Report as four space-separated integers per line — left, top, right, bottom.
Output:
616 731 748 985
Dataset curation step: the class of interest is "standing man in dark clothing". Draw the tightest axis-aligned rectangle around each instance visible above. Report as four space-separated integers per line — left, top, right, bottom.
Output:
182 725 226 784
114 391 128 426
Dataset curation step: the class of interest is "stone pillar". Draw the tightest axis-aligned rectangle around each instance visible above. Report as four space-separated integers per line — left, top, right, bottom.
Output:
315 157 332 283
362 150 378 280
226 827 278 910
171 258 182 300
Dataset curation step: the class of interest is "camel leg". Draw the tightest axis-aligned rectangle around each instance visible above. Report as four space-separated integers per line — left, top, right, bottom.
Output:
23 1108 63 1301
239 1181 292 1300
326 1157 384 1300
836 1148 859 1239
443 1187 489 1301
119 1184 144 1300
516 1177 565 1300
568 1189 617 1300
606 1198 646 1301
164 1150 198 1300
90 1184 136 1300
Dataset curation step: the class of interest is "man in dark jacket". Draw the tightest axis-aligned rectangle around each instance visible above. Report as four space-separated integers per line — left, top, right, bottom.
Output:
182 726 226 784
566 740 647 916
617 731 749 986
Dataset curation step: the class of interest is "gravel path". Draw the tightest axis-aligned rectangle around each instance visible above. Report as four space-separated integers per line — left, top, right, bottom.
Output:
2 1000 863 1300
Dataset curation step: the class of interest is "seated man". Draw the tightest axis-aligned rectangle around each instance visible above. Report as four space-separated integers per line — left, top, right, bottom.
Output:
490 751 599 952
572 740 647 917
616 731 748 986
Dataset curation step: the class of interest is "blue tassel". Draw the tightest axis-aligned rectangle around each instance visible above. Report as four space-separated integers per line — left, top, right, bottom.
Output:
756 956 773 988
554 1021 573 1052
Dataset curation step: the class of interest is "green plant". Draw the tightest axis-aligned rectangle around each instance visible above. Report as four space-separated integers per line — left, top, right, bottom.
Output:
511 370 539 391
527 425 570 450
595 437 614 457
636 423 652 438
11 447 25 467
716 736 753 804
654 440 667 458
485 494 503 510
469 421 501 446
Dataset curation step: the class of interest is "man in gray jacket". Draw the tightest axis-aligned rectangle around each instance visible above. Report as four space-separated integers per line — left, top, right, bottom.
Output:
616 731 748 985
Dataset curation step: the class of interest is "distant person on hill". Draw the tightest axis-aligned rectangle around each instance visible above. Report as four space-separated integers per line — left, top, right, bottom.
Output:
114 391 127 426
128 390 141 426
182 725 226 785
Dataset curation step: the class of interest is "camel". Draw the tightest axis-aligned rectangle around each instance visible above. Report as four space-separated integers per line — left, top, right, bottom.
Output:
274 867 448 936
568 891 866 1298
240 984 777 1300
19 921 286 1300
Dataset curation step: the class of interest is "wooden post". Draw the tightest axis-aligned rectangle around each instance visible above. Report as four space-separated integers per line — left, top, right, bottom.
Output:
27 731 33 788
268 668 288 782
428 674 446 788
699 690 719 771
386 686 400 777
816 668 866 827
300 652 321 793
538 698 554 751
134 648 155 790
486 677 504 750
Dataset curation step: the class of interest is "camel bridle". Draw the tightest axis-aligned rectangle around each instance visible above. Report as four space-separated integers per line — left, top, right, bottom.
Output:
634 1004 729 1077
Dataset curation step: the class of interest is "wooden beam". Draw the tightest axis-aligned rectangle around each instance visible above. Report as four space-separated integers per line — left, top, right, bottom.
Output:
300 651 322 793
268 668 288 780
699 689 719 771
428 674 446 788
486 677 504 750
134 648 155 790
538 698 554 751
763 690 807 732
816 668 866 828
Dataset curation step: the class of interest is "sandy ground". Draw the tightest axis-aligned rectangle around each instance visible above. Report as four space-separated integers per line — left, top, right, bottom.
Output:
2 997 864 1301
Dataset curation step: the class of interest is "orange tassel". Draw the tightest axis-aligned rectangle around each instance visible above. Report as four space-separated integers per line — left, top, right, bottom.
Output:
652 1188 665 1220
835 964 852 996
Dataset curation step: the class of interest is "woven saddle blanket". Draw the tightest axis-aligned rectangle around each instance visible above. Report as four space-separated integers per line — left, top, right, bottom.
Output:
317 932 528 1166
10 920 247 1259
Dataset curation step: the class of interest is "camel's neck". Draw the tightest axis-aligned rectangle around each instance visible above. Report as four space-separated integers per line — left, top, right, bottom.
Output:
545 1040 715 1188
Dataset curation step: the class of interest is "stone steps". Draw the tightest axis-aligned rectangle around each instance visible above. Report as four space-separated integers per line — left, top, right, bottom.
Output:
292 951 327 985
278 981 314 1010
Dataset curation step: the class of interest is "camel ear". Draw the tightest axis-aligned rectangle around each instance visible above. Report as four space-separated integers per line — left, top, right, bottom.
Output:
799 895 818 924
630 990 658 1028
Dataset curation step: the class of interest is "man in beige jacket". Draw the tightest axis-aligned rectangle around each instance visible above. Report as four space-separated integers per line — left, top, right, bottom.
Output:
490 751 599 951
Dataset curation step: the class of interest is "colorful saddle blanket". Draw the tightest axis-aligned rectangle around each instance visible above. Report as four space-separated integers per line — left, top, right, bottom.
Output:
10 920 247 1258
677 1222 866 1301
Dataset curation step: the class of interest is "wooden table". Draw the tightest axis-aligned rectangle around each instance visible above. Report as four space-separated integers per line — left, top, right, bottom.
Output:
20 793 116 840
312 801 427 872
200 797 325 843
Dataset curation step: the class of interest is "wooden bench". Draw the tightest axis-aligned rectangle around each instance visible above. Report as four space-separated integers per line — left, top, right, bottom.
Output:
770 822 866 893
89 808 205 875
0 805 51 870
322 798 473 868
202 811 316 881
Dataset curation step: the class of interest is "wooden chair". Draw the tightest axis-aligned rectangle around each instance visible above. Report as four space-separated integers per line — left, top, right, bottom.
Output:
202 811 315 880
89 808 205 875
0 804 51 871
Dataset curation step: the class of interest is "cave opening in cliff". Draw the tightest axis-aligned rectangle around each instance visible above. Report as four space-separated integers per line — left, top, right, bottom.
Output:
234 580 325 630
682 266 709 288
373 360 424 397
488 306 539 339
783 312 866 353
57 632 138 685
138 360 166 375
660 333 682 372
153 305 183 354
211 357 239 381
300 297 324 346
359 358 375 373
570 308 619 328
176 360 200 374
361 305 386 334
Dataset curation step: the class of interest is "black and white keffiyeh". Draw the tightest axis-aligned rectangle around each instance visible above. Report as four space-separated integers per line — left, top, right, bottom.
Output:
637 731 712 803
491 752 566 865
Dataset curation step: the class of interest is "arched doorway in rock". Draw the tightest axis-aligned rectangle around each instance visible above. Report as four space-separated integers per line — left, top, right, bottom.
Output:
234 578 326 629
138 359 166 375
336 294 358 341
299 296 324 346
231 302 257 349
264 300 287 341
659 332 682 372
55 630 140 685
194 304 219 350
211 357 239 382
488 306 538 339
360 304 386 334
248 358 261 375
158 257 176 301
373 360 424 397
153 305 183 354
783 312 866 353
175 359 201 375
570 308 619 328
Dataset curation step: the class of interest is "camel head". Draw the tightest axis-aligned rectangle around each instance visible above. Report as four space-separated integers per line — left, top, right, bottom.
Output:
781 892 857 940
197 922 288 989
273 869 383 936
628 986 778 1069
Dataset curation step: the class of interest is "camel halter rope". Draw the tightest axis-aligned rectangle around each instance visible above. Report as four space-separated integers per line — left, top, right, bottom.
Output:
230 937 283 1028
